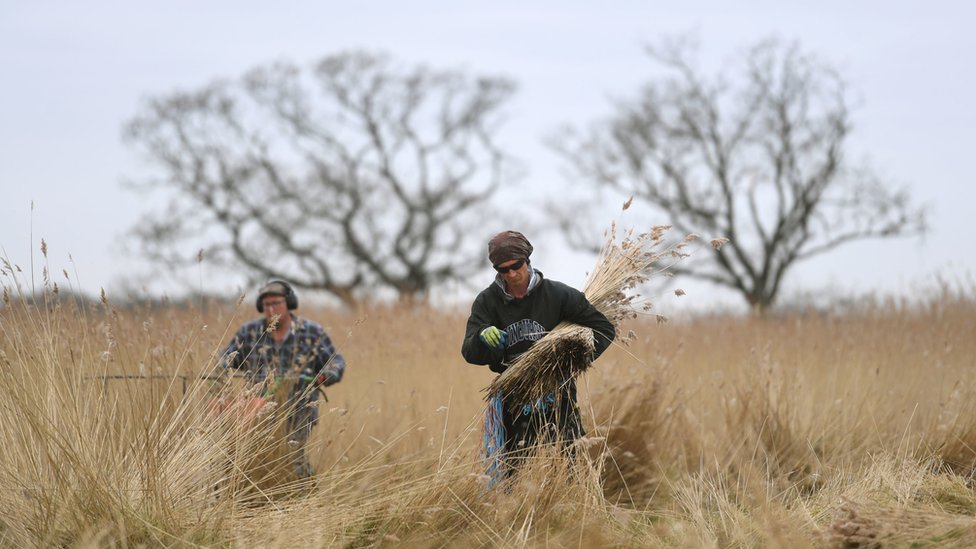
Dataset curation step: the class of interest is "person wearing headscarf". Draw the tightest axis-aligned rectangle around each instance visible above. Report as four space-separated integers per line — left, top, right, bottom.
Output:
461 231 615 483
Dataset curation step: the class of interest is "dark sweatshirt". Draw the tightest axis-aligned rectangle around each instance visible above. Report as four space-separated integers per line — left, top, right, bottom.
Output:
461 269 615 374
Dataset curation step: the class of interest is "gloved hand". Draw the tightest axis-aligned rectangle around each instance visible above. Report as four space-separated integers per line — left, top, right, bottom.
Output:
479 326 508 350
301 369 334 388
313 371 335 387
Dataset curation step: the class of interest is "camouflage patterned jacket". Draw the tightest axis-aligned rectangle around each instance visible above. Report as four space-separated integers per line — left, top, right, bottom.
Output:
221 313 346 399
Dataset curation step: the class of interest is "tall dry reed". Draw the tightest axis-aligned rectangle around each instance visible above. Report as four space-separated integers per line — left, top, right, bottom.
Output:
3 244 976 546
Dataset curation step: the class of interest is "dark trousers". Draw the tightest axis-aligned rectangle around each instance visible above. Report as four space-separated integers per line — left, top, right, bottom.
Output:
500 392 584 474
285 394 319 479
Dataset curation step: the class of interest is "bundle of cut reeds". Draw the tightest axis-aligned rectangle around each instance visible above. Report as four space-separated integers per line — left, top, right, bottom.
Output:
486 223 709 405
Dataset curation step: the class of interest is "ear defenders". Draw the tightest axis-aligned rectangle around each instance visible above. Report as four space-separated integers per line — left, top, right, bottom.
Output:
255 280 298 313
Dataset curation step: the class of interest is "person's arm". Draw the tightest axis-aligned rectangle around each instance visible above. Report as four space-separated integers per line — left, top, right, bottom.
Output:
220 326 249 370
311 324 346 386
461 291 505 371
564 287 616 359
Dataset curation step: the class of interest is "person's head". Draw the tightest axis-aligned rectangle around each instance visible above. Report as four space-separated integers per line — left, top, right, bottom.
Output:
255 280 298 319
488 230 532 286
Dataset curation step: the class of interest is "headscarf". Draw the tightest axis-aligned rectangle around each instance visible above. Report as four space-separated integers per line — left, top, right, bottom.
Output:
488 230 533 267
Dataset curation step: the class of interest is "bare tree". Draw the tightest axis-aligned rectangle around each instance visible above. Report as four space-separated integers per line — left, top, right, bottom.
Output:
124 51 519 306
551 37 927 312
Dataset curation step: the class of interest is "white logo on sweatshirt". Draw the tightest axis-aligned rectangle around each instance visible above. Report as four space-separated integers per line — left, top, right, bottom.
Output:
505 319 546 347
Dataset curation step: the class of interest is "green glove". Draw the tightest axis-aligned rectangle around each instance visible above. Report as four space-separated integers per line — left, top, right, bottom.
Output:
479 326 508 350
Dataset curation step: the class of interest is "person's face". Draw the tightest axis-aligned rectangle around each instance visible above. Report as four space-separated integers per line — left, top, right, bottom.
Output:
494 258 529 287
261 295 289 321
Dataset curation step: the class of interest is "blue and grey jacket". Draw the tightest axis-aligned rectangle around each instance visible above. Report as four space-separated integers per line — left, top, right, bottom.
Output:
221 313 346 401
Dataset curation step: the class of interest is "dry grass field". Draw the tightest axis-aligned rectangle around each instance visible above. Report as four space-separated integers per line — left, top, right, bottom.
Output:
2 271 976 547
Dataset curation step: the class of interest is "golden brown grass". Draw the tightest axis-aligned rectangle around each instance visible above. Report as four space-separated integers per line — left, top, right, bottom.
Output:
3 255 976 547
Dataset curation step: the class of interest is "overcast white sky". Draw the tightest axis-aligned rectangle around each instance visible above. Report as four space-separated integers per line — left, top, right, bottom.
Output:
2 1 974 312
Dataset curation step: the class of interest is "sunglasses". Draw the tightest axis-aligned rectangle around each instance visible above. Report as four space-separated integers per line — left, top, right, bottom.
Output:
494 259 525 274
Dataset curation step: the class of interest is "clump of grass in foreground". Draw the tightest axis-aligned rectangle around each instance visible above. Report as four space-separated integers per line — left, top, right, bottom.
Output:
0 262 321 545
0 336 310 545
230 443 650 547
